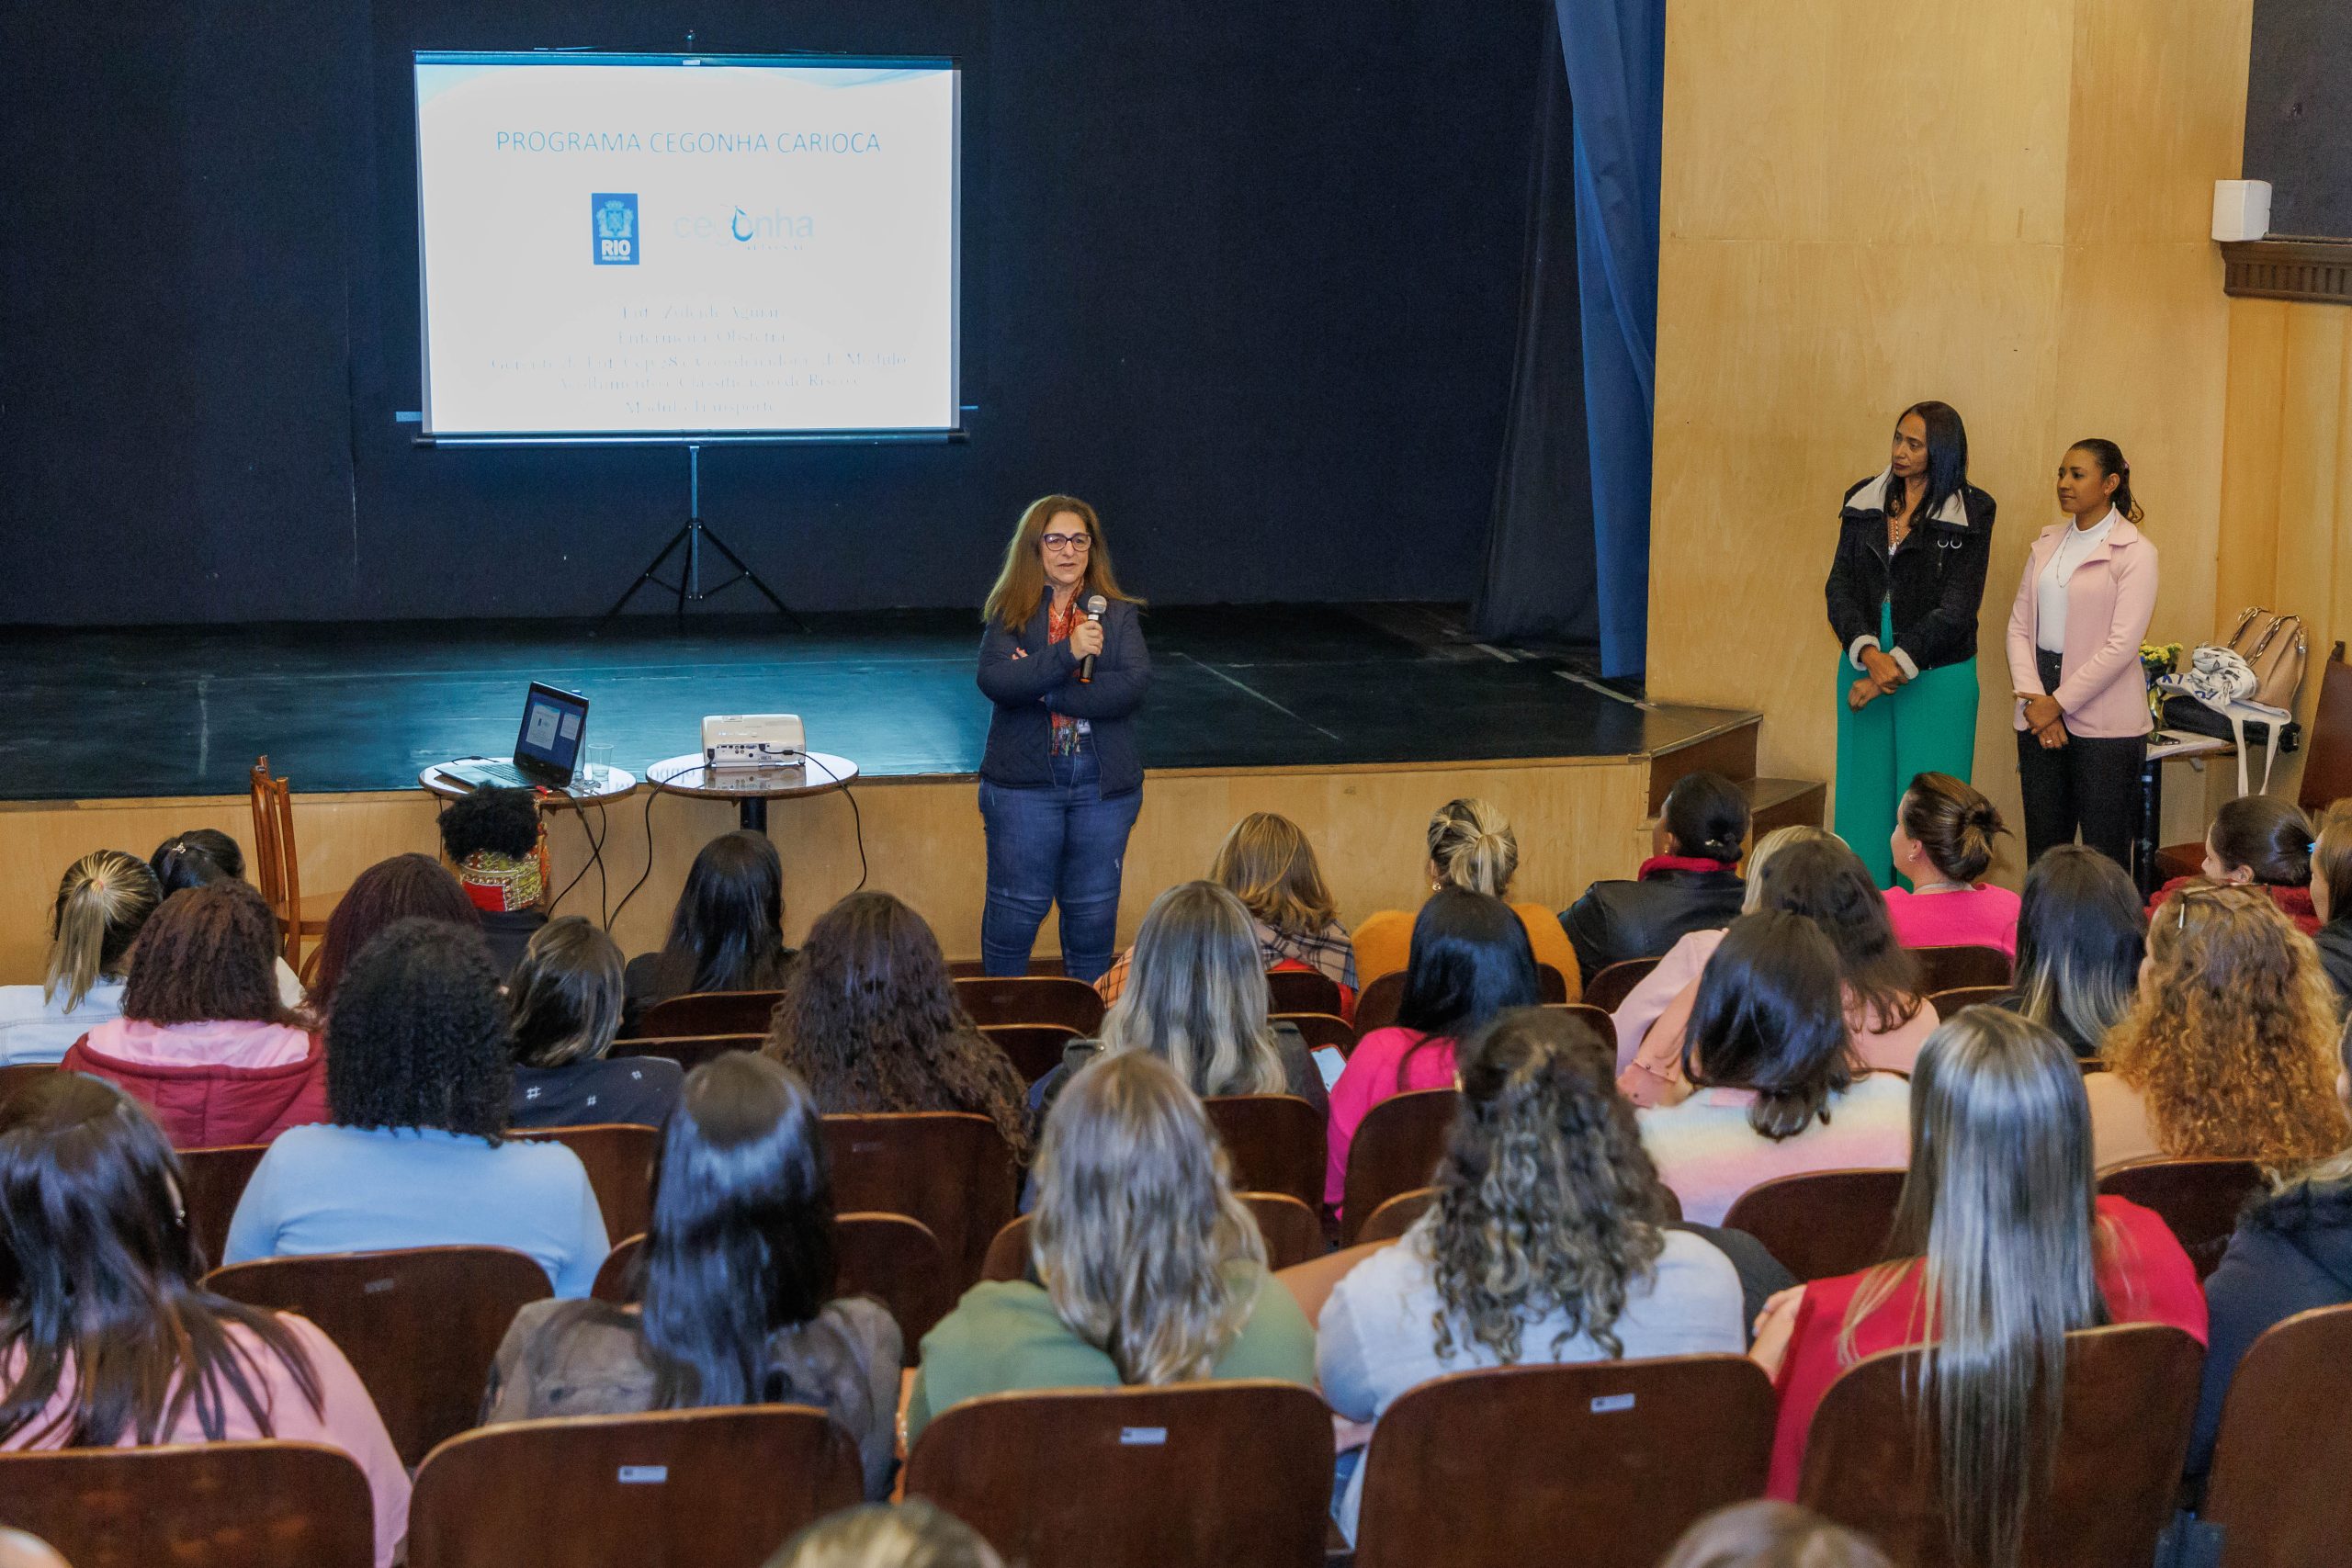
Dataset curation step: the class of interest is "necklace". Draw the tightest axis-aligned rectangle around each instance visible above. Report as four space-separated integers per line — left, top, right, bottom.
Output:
1910 879 1972 895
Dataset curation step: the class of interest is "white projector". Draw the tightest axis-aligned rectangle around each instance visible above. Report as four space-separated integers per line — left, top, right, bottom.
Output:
702 714 806 770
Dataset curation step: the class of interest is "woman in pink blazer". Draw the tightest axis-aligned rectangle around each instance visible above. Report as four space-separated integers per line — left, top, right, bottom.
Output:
2005 439 2159 868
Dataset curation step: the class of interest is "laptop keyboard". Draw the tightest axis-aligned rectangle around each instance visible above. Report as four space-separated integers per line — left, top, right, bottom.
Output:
464 761 537 788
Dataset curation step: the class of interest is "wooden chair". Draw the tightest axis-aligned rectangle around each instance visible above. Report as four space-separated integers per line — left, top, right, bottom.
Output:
593 1233 642 1303
1202 1094 1326 1206
637 989 782 1040
1583 956 1661 1014
980 1021 1080 1084
1535 963 1571 1003
904 1382 1333 1568
1356 1185 1438 1246
1274 1011 1354 1056
205 1246 552 1468
823 1112 1017 1289
1721 1168 1907 1283
1913 942 2012 993
1340 1089 1460 1245
0 1440 376 1568
837 1212 956 1356
1352 1356 1777 1568
953 975 1105 1034
408 1404 863 1568
178 1143 269 1270
1798 1323 2204 1567
248 755 338 965
609 1033 763 1070
982 1193 1328 1281
1265 969 1343 1018
1928 983 2007 1014
2196 1303 2352 1567
2098 1157 2266 1280
1351 972 1408 1035
0 1060 54 1107
1544 1001 1618 1054
510 1122 657 1245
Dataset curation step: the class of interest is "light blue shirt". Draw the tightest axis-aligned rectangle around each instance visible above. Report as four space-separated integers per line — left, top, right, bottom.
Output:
224 1122 610 1297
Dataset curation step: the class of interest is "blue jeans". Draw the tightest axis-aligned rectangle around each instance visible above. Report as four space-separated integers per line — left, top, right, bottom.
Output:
978 748 1143 981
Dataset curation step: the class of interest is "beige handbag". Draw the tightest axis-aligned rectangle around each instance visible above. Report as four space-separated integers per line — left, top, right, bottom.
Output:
2224 606 2308 713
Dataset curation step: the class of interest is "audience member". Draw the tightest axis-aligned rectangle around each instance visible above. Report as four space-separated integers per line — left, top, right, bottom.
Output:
0 1076 408 1566
627 829 796 1024
2090 883 2346 1168
906 1051 1315 1442
1325 889 1542 1211
767 1502 1004 1568
1095 812 1358 1014
0 1530 71 1568
485 1053 899 1497
763 892 1031 1162
1038 882 1328 1122
225 919 607 1295
1351 797 1580 993
1750 1008 2204 1568
1657 1502 1894 1568
1636 912 1912 1224
1623 838 1936 1106
1559 771 1750 985
0 851 161 1066
437 786 548 978
2309 799 2352 1011
1993 843 2144 1059
2145 795 2320 934
505 917 682 1129
60 881 327 1147
148 829 304 1004
1317 1007 1744 1541
304 852 483 1013
1881 772 2018 954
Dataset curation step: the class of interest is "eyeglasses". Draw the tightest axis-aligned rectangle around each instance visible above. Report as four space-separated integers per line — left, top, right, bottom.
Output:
1039 532 1091 553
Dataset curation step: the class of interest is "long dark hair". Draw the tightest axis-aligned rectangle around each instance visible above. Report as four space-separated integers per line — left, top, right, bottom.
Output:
2012 846 2144 1057
1684 911 1855 1139
1883 401 1970 525
306 853 482 1011
0 1075 322 1446
1754 838 1923 1031
122 881 299 1028
324 918 511 1142
2067 438 2143 524
656 831 792 997
641 1054 838 1408
2207 795 2314 886
1394 889 1542 1089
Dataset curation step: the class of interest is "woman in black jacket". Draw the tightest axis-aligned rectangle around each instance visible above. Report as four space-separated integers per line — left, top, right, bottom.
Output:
975 495 1149 981
1824 401 1996 886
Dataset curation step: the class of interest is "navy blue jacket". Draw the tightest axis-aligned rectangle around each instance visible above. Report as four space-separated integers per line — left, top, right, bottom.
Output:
2188 1172 2352 1479
976 595 1149 795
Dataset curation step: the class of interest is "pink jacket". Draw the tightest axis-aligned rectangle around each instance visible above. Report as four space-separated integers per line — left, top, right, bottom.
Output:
2005 513 2159 739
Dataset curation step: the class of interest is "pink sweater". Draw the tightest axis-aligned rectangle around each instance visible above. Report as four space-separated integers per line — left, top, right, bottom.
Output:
1620 977 1939 1108
2005 514 2159 739
1325 1027 1457 1211
1883 885 2021 959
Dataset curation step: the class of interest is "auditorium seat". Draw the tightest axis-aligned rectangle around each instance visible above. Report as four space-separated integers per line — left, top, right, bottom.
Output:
177 1142 269 1269
953 975 1105 1034
1351 1356 1776 1568
1543 1001 1617 1053
982 1193 1328 1280
206 1245 552 1468
1720 1168 1906 1283
1359 1180 1679 1246
0 1061 52 1108
1356 968 1572 1036
1341 1089 1459 1245
592 1234 640 1304
511 1123 656 1244
1273 1011 1354 1056
636 989 781 1039
1798 1323 2202 1567
248 755 341 966
0 1440 375 1568
2097 1157 2266 1280
1911 943 2011 993
1264 969 1343 1018
1926 983 2007 1014
1201 1094 1326 1206
823 1111 1017 1289
1582 956 1661 1014
904 1382 1332 1568
2195 1302 2352 1568
407 1404 862 1568
835 1211 956 1356
979 1021 1079 1083
607 1033 762 1071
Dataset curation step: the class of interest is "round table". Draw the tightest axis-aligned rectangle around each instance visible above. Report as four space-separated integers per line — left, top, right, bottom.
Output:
644 750 859 831
418 761 640 807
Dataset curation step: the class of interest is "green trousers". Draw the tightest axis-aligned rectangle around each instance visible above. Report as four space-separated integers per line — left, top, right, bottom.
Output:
1834 606 1980 887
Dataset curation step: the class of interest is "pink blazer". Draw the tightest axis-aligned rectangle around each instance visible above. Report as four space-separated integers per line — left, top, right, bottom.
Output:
2005 514 2159 739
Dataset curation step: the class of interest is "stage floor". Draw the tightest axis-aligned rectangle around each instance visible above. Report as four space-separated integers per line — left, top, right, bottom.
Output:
0 604 1744 801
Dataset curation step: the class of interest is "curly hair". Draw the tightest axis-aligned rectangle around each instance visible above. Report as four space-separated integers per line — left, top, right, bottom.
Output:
1427 1006 1671 1364
437 787 541 861
324 918 511 1142
121 881 296 1027
306 853 482 1012
763 892 1032 1161
2105 883 2347 1165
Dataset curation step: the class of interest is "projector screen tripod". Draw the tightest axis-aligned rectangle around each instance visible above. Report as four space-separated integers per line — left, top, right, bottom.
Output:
608 445 805 626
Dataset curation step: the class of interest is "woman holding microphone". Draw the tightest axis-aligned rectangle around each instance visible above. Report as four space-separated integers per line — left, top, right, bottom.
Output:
1824 401 1996 887
2006 440 2158 868
975 495 1149 980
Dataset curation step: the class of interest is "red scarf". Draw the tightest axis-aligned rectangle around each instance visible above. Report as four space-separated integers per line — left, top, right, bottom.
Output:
1638 854 1737 879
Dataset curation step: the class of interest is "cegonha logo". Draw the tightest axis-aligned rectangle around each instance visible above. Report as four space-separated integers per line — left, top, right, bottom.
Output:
593 193 639 265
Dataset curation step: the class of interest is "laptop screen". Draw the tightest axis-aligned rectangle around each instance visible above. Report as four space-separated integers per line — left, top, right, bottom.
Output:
514 682 588 776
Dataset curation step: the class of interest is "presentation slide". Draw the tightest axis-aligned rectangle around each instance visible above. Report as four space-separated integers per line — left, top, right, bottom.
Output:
413 54 959 438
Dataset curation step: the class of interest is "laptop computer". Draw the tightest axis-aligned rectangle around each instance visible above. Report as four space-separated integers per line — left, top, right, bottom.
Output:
443 682 590 791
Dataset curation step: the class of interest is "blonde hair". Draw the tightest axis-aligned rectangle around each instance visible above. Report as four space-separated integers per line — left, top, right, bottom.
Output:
1739 826 1835 915
1098 883 1286 1098
1209 813 1338 936
981 494 1139 633
766 1502 1003 1568
43 851 163 1011
1658 1501 1893 1568
1028 1051 1265 1385
2105 883 2347 1165
1427 798 1519 897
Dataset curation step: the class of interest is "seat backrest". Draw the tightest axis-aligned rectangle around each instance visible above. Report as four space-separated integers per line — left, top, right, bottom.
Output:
1341 1089 1461 1245
1797 1323 2204 1568
1928 983 2007 1014
1535 964 1570 1003
904 1382 1333 1568
1351 972 1408 1036
979 1021 1080 1083
953 975 1105 1034
2199 1302 2352 1567
510 1123 657 1244
978 1214 1030 1283
2295 641 2352 811
408 1404 862 1568
2096 1158 2266 1280
1543 1001 1618 1054
1353 1356 1776 1568
1273 1011 1354 1056
177 1143 269 1271
1264 969 1343 1017
609 1034 763 1069
1720 1168 1907 1283
0 1440 375 1568
983 1193 1326 1287
1356 1185 1439 1247
1583 957 1662 1014
247 755 300 963
1202 1095 1326 1206
0 1061 54 1108
638 989 782 1039
205 1246 553 1468
593 1233 644 1303
1912 943 2012 992
822 1112 1017 1289
836 1211 954 1357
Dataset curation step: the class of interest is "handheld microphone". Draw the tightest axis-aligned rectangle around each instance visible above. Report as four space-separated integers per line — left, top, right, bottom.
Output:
1078 594 1106 683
